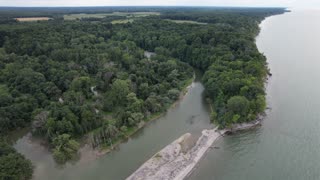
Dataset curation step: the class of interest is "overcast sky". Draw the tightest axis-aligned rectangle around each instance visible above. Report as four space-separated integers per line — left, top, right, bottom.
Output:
0 0 319 8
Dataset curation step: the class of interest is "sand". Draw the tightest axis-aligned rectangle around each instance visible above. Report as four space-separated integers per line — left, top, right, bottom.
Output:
127 118 263 180
126 128 225 180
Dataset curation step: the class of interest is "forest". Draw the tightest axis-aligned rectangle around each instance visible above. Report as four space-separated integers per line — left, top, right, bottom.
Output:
0 7 285 179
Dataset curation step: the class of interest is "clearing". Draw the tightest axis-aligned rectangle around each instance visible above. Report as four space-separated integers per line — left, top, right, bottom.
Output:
15 17 51 22
165 19 207 25
111 19 134 24
64 12 160 20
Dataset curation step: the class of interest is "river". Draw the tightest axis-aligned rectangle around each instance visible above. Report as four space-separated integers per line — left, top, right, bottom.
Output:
188 10 320 180
13 74 214 180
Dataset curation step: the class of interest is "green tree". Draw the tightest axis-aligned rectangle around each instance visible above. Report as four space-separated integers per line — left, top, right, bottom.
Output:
70 76 93 98
0 141 33 180
52 134 79 164
126 92 143 112
109 79 130 107
227 96 250 117
167 89 180 100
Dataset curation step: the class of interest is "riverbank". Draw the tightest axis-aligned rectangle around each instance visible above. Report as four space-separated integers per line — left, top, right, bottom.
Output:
87 75 196 157
226 113 265 133
206 97 264 133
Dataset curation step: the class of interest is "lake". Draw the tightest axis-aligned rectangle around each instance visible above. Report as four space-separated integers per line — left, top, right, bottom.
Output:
188 10 320 180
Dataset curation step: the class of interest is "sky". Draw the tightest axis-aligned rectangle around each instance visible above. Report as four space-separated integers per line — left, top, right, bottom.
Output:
0 0 319 8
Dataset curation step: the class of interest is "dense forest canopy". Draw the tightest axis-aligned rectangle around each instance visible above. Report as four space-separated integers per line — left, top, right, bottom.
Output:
0 6 285 179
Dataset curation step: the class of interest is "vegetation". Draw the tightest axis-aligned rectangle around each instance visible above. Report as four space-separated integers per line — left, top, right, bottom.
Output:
0 8 194 167
111 19 134 24
112 8 284 127
63 12 160 20
0 140 33 180
165 19 207 25
0 7 285 178
52 134 80 163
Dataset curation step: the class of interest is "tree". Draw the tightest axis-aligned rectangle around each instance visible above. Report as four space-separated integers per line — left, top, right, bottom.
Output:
0 141 33 180
126 92 143 112
32 110 49 134
127 112 144 126
254 95 266 113
167 89 180 100
145 95 161 113
52 134 79 164
102 120 118 139
210 111 217 122
12 68 46 95
227 96 250 117
138 83 149 99
109 79 130 107
70 76 93 98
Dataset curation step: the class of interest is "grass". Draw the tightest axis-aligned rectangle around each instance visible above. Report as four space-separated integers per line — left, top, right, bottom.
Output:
64 12 160 20
112 12 160 17
64 13 112 20
155 153 162 158
111 19 134 24
165 19 207 25
181 76 195 94
15 17 51 22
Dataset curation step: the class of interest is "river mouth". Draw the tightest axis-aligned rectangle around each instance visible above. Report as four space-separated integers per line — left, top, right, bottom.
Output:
13 71 214 180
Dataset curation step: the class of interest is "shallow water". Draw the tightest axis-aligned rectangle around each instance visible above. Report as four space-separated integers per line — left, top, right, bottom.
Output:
188 10 320 180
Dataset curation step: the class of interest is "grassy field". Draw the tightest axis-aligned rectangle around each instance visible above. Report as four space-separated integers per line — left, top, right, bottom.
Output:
165 19 208 25
15 17 51 22
113 11 160 17
64 12 160 20
111 19 134 24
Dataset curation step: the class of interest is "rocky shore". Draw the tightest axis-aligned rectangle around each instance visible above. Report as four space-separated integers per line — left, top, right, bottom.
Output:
127 119 263 180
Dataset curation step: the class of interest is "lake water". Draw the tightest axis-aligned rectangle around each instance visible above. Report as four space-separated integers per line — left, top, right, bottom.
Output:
188 10 320 180
13 74 213 180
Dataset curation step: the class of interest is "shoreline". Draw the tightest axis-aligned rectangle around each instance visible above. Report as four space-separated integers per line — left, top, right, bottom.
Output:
126 118 262 180
126 15 276 179
88 74 196 157
10 73 196 166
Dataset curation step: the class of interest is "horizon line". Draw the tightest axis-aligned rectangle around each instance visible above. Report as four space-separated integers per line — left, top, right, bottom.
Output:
0 5 288 8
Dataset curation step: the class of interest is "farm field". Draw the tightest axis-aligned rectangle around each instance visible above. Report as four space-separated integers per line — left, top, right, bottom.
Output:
111 19 134 24
15 17 51 22
165 19 208 25
64 12 160 20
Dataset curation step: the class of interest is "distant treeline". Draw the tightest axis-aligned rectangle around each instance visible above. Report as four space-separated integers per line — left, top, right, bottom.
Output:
0 6 286 20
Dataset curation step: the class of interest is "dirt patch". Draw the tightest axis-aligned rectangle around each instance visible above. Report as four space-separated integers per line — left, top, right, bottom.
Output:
15 17 51 22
